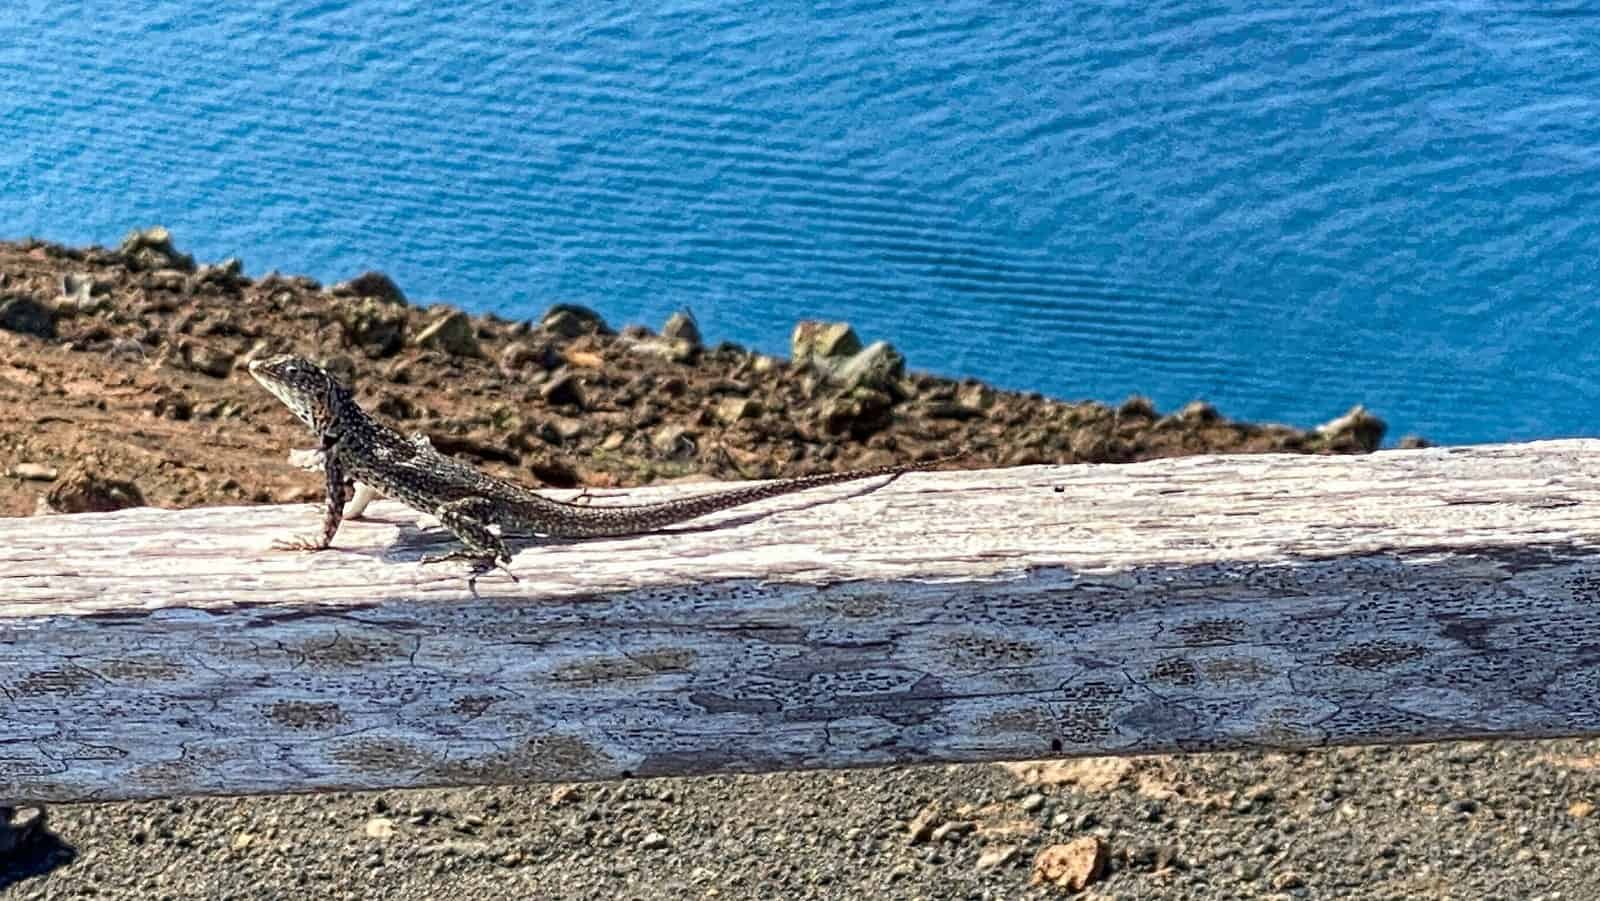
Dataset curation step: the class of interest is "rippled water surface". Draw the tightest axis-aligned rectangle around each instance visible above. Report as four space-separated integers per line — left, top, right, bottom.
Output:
5 2 1600 444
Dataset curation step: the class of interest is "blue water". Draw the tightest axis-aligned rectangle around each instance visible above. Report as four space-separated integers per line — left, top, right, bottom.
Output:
5 2 1600 445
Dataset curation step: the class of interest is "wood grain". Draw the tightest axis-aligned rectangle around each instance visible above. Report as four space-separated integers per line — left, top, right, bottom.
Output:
6 440 1600 803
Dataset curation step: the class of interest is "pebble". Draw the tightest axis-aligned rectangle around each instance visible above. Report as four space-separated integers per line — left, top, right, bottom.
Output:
364 817 396 840
975 844 1018 871
10 462 58 482
414 309 481 357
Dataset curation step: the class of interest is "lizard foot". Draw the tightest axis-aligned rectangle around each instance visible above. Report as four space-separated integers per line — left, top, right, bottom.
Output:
272 535 330 552
420 550 519 595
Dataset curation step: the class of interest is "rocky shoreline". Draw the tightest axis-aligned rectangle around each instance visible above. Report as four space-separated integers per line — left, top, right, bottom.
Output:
0 228 1391 520
6 231 1593 901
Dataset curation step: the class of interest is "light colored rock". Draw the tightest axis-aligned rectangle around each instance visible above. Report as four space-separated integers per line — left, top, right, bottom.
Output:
364 816 395 839
500 340 555 372
1317 404 1387 452
790 320 861 364
10 463 59 482
651 424 696 457
976 844 1019 871
662 310 702 347
1031 836 1108 891
539 371 586 408
540 304 611 338
831 340 906 393
331 271 406 304
414 309 480 357
906 803 943 844
716 396 763 425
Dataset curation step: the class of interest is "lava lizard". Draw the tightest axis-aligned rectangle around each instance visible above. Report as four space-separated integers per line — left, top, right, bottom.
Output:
249 354 952 586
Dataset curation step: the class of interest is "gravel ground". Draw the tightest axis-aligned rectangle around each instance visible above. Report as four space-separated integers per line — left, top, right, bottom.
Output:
7 739 1600 899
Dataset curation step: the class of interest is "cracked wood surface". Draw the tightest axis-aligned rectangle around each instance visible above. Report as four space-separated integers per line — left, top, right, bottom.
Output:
6 440 1600 803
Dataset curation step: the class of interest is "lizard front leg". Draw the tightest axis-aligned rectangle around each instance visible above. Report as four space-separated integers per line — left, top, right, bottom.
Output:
288 447 378 518
273 438 348 551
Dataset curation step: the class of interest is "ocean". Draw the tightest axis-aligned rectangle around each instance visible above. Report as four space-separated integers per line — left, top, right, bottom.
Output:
4 1 1599 445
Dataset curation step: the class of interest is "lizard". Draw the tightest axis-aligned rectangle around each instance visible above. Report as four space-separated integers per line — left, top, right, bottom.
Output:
286 433 623 519
248 354 954 587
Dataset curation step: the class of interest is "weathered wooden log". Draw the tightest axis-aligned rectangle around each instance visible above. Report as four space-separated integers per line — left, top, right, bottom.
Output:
5 440 1600 804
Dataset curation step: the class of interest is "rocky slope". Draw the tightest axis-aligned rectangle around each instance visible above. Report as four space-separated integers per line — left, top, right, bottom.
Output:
0 229 1387 519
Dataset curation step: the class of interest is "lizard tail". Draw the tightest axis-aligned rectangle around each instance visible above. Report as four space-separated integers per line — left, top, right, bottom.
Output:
535 454 962 538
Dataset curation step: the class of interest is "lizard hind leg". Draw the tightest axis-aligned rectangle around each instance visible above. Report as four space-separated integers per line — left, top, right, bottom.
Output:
419 497 518 588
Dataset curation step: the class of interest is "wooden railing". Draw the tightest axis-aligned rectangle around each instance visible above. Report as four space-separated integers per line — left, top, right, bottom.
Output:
6 440 1600 804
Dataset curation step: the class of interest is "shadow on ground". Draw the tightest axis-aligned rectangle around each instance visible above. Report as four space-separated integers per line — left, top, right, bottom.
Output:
0 807 76 891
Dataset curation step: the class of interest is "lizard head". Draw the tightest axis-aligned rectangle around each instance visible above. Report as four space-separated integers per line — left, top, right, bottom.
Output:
248 354 347 432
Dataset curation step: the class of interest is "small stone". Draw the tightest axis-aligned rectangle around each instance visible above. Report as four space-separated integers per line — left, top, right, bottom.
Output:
340 298 408 359
0 295 58 338
640 831 668 850
621 329 701 365
550 417 585 442
500 340 557 372
548 785 581 807
958 382 997 412
930 821 973 843
331 271 406 304
821 389 894 439
10 463 58 482
831 340 906 393
186 344 237 379
540 304 612 338
1316 404 1387 453
750 355 780 375
1020 793 1046 813
716 396 763 425
231 832 257 851
540 371 586 408
1176 399 1219 423
43 466 145 514
414 309 481 357
662 310 702 347
564 349 605 369
976 844 1019 871
1570 800 1595 818
364 817 396 839
600 431 627 451
1030 837 1108 892
1271 871 1304 890
906 804 943 845
119 225 195 272
1118 395 1157 418
1397 434 1433 449
652 424 696 457
59 272 106 313
790 320 862 364
145 269 189 292
151 395 193 421
195 257 246 290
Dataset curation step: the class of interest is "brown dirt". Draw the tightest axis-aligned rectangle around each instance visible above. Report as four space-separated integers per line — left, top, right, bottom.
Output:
0 233 1384 519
